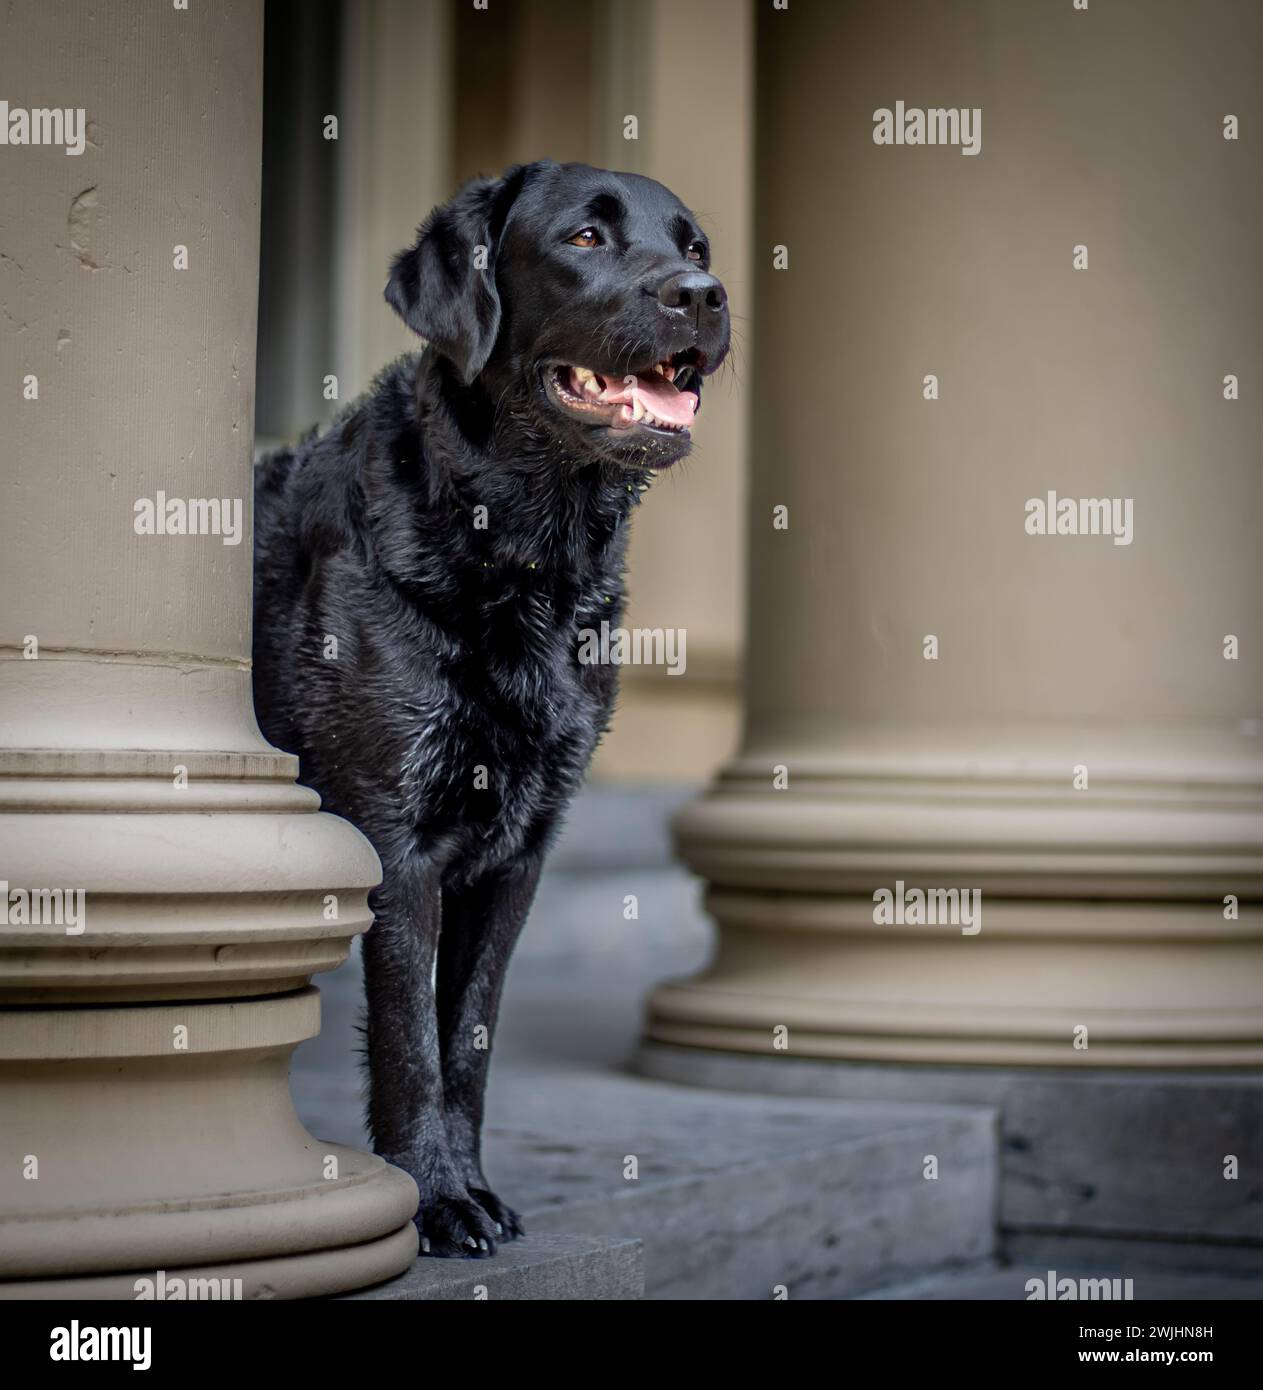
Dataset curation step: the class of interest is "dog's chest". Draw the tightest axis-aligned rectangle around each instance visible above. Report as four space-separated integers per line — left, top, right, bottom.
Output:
392 582 617 870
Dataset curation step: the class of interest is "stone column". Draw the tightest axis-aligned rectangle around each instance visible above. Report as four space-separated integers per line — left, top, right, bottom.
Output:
333 0 452 402
0 0 416 1297
644 0 1263 1070
590 0 752 782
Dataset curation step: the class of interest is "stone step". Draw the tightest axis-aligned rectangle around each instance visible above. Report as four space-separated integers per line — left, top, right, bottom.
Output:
485 1068 998 1300
344 1232 643 1301
342 1074 998 1301
638 1044 1263 1249
860 1260 1262 1301
293 831 1000 1300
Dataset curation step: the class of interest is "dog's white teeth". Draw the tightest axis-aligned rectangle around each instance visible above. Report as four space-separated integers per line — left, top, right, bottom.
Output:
573 366 595 384
583 375 602 398
631 395 646 421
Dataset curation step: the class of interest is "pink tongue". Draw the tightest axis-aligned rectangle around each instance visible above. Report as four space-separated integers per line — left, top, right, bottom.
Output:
599 371 698 426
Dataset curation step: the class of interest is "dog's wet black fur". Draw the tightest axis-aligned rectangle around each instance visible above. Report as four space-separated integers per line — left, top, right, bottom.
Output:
252 161 729 1256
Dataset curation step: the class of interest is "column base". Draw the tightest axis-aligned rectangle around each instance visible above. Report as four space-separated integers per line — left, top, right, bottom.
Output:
645 891 1263 1067
0 745 404 1295
661 724 1263 1067
1 1225 419 1301
0 990 418 1296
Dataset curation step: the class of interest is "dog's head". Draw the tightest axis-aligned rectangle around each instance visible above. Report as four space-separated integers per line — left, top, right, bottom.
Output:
385 161 730 469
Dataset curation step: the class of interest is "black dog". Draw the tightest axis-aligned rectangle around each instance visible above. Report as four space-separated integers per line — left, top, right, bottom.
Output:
251 160 729 1256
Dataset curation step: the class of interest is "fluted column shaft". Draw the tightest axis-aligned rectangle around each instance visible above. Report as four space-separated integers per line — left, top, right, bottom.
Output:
646 0 1263 1067
0 0 415 1297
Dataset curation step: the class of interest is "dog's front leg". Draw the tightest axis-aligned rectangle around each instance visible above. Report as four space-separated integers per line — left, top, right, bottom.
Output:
362 853 501 1257
437 855 544 1241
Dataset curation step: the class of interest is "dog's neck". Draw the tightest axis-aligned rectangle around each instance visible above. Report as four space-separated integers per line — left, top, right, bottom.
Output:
362 352 649 625
420 351 649 571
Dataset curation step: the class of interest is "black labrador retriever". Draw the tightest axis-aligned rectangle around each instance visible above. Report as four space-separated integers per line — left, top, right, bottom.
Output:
251 160 730 1256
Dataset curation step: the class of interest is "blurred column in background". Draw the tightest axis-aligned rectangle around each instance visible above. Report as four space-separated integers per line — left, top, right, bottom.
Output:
255 0 340 442
588 0 753 783
256 0 454 444
0 0 415 1297
452 0 754 783
643 0 1263 1248
333 0 453 405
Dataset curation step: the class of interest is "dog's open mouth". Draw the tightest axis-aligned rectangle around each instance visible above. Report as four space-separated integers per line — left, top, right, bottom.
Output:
545 351 703 433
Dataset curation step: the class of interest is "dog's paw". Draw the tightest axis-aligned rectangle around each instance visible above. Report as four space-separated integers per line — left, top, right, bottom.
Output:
415 1192 501 1259
470 1186 525 1242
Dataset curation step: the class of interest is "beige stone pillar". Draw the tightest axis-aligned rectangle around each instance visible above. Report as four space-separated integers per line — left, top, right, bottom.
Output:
590 0 753 782
645 0 1263 1067
334 0 453 402
0 0 416 1297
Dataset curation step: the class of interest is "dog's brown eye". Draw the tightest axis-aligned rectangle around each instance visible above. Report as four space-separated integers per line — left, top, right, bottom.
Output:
567 227 601 248
686 240 707 262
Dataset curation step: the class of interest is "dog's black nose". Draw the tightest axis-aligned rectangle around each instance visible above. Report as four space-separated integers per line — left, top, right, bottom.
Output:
656 271 727 317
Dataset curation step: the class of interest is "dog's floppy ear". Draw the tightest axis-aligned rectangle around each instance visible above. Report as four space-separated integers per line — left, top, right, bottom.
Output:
384 164 540 383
